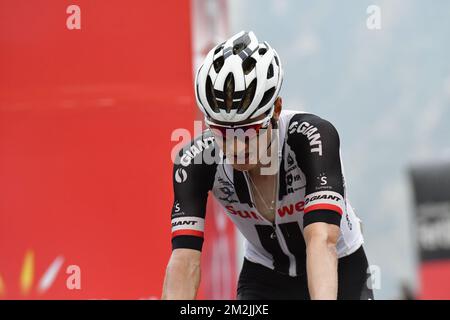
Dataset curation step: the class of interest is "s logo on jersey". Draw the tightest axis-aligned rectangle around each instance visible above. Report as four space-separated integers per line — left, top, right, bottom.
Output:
175 168 187 183
318 173 327 185
171 200 185 218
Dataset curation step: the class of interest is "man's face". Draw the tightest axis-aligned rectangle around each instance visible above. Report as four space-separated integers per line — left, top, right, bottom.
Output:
207 96 283 172
208 113 273 172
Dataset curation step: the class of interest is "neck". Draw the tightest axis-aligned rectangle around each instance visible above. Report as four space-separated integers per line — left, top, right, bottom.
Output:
248 123 279 178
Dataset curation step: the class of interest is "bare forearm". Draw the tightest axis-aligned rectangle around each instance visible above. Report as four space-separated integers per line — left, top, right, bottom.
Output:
161 256 201 300
306 239 338 300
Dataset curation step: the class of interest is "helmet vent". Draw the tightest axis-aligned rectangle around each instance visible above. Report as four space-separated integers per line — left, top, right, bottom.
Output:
233 43 246 55
232 33 251 55
242 57 256 75
206 76 219 112
258 47 267 56
224 73 235 112
238 79 257 114
214 45 224 55
213 56 224 73
257 87 276 110
267 63 274 79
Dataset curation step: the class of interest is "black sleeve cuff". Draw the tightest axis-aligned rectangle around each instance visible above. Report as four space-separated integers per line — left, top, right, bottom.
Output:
172 235 204 251
303 209 341 228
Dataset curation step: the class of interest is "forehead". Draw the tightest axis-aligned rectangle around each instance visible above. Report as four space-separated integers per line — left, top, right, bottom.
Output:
207 113 267 126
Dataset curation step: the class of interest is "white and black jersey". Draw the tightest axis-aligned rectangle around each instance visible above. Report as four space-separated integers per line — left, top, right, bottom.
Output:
171 110 364 277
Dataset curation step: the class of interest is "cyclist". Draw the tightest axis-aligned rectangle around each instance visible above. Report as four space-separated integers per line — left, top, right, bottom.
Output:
162 31 373 300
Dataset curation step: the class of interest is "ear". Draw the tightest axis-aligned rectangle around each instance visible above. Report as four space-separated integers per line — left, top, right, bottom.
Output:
273 96 283 121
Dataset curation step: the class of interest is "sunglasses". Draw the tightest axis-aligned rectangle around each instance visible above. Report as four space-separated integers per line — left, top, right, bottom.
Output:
205 116 271 139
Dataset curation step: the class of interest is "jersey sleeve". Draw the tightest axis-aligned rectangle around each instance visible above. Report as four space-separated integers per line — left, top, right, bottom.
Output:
171 133 218 251
287 113 345 228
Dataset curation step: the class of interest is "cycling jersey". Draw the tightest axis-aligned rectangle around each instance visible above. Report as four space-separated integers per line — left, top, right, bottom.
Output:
171 110 364 277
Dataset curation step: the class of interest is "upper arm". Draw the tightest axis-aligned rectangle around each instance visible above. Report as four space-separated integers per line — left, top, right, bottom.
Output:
170 134 218 252
287 114 345 229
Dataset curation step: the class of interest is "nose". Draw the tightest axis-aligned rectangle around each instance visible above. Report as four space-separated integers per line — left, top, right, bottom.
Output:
225 136 247 157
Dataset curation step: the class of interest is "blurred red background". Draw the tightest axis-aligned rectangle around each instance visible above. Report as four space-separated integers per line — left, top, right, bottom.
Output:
0 0 211 299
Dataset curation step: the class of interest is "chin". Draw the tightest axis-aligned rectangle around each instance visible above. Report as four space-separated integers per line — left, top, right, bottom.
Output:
231 163 259 172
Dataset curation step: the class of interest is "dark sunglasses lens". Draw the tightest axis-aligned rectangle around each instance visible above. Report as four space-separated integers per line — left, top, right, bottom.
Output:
210 122 267 140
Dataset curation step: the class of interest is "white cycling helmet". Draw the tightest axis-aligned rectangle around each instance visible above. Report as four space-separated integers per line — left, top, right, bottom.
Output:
195 31 283 124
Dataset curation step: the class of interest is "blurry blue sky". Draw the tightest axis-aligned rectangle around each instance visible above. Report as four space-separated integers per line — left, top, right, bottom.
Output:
229 0 450 299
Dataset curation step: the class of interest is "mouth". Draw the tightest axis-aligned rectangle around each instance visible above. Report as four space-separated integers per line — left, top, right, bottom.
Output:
233 152 251 163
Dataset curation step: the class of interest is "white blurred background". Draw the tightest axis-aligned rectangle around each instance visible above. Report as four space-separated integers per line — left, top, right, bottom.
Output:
224 0 450 299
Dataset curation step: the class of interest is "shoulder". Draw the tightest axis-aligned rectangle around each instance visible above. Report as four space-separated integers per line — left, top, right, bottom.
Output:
282 110 340 157
174 129 220 168
285 111 339 139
